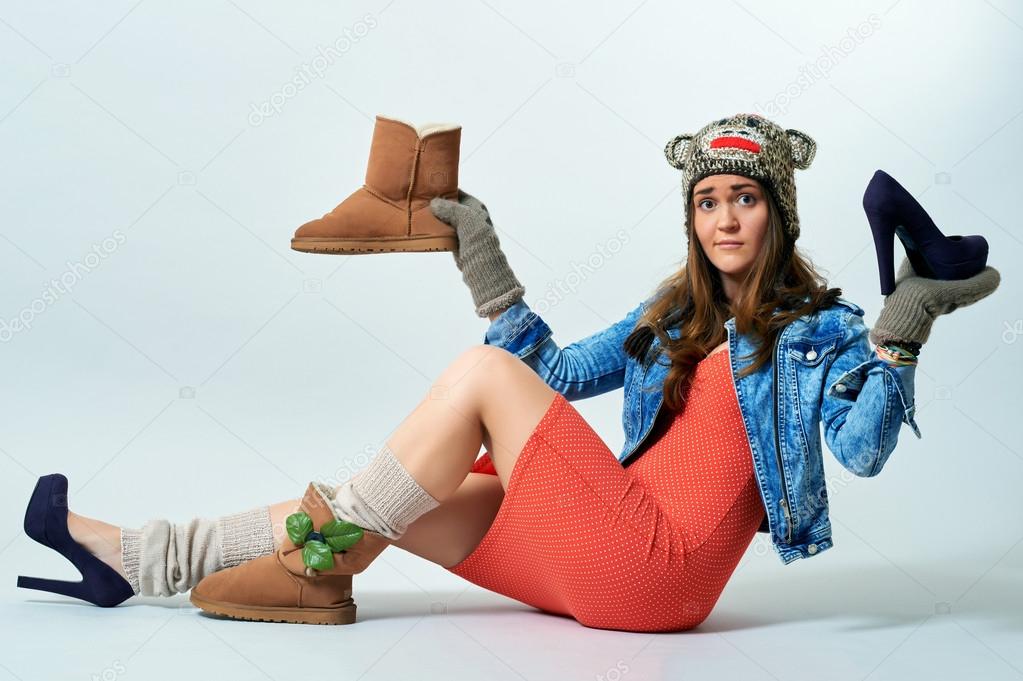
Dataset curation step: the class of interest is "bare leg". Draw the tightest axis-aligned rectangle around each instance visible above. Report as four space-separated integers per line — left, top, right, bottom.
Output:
68 345 555 577
387 471 504 568
384 344 557 498
384 345 556 566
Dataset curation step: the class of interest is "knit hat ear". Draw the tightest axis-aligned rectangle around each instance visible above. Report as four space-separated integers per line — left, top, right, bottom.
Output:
786 128 817 170
663 134 692 169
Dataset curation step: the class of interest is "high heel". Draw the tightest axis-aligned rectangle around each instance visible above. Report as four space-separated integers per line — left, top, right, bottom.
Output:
862 169 989 295
16 473 135 607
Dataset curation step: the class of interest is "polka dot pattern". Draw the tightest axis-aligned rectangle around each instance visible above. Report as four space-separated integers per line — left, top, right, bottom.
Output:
446 349 766 632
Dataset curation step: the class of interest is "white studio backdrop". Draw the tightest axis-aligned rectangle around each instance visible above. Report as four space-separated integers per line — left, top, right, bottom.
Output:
0 1 1020 680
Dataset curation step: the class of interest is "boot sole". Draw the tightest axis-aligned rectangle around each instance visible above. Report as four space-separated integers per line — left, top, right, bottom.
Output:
189 591 357 625
291 235 457 254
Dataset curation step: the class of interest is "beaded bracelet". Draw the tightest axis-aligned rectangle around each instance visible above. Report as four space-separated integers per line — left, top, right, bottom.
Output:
893 339 922 355
876 342 919 366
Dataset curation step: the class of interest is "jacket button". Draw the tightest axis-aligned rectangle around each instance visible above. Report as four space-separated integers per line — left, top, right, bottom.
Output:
805 349 817 360
834 383 847 393
807 543 818 554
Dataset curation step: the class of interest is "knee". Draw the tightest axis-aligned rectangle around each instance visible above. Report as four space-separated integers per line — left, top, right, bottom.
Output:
458 344 520 369
423 345 514 407
443 345 522 389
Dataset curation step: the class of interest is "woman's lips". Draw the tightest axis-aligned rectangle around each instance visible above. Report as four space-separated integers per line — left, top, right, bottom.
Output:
717 242 743 249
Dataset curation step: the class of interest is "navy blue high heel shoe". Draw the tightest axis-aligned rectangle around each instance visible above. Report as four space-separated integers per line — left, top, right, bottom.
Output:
863 169 989 295
16 473 135 607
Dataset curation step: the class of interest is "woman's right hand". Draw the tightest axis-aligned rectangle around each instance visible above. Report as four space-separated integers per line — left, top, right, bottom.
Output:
430 190 526 318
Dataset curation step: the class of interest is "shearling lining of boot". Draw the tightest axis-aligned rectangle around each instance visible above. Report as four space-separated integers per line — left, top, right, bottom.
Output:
310 480 342 520
379 114 460 137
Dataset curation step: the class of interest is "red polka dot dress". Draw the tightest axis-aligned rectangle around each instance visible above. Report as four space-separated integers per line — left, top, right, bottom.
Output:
445 348 767 632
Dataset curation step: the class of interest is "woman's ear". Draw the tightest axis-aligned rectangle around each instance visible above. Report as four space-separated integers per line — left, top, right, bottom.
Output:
786 128 817 169
664 134 693 169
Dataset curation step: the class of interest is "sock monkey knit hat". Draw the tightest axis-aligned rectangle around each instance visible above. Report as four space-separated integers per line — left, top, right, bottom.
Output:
664 112 817 243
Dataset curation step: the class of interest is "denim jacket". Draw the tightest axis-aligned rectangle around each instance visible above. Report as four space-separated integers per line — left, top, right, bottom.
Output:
482 293 922 565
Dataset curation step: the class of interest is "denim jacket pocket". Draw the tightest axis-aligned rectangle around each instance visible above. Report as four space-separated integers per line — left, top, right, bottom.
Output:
786 334 841 368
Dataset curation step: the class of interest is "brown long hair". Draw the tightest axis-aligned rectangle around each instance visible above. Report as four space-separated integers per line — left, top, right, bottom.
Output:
623 185 842 412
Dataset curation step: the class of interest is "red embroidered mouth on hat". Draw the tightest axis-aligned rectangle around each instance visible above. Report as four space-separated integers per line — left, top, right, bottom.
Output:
710 135 761 154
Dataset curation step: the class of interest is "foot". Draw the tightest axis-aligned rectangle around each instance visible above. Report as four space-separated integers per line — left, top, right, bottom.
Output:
66 511 128 581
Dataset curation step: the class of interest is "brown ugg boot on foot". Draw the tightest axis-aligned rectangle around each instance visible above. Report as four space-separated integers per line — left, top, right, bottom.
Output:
291 114 461 255
189 481 391 625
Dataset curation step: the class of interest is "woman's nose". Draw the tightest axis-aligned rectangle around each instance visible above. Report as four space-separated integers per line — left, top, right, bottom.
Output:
716 207 740 229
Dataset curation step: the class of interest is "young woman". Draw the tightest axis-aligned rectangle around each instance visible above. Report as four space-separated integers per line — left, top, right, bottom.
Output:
18 113 999 632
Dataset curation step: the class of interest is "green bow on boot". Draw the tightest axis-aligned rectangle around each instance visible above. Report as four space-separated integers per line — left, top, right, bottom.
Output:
285 511 365 573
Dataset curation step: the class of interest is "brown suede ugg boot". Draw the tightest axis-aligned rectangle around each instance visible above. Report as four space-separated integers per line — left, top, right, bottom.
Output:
291 114 461 254
189 481 391 625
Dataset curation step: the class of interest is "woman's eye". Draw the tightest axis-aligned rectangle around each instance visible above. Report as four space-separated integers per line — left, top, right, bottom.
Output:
737 194 755 205
698 199 714 210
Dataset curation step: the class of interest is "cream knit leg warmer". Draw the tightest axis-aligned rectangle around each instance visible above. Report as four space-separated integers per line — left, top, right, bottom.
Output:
331 443 441 540
119 506 276 597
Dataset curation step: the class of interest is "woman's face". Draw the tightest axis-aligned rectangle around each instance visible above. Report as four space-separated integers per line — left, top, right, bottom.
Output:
692 174 769 293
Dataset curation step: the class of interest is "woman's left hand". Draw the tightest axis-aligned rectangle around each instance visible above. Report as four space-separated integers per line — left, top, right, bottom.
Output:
869 255 1001 347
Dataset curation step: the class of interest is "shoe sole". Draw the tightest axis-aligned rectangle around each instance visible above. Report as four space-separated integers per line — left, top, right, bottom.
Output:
189 591 357 625
291 235 457 254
